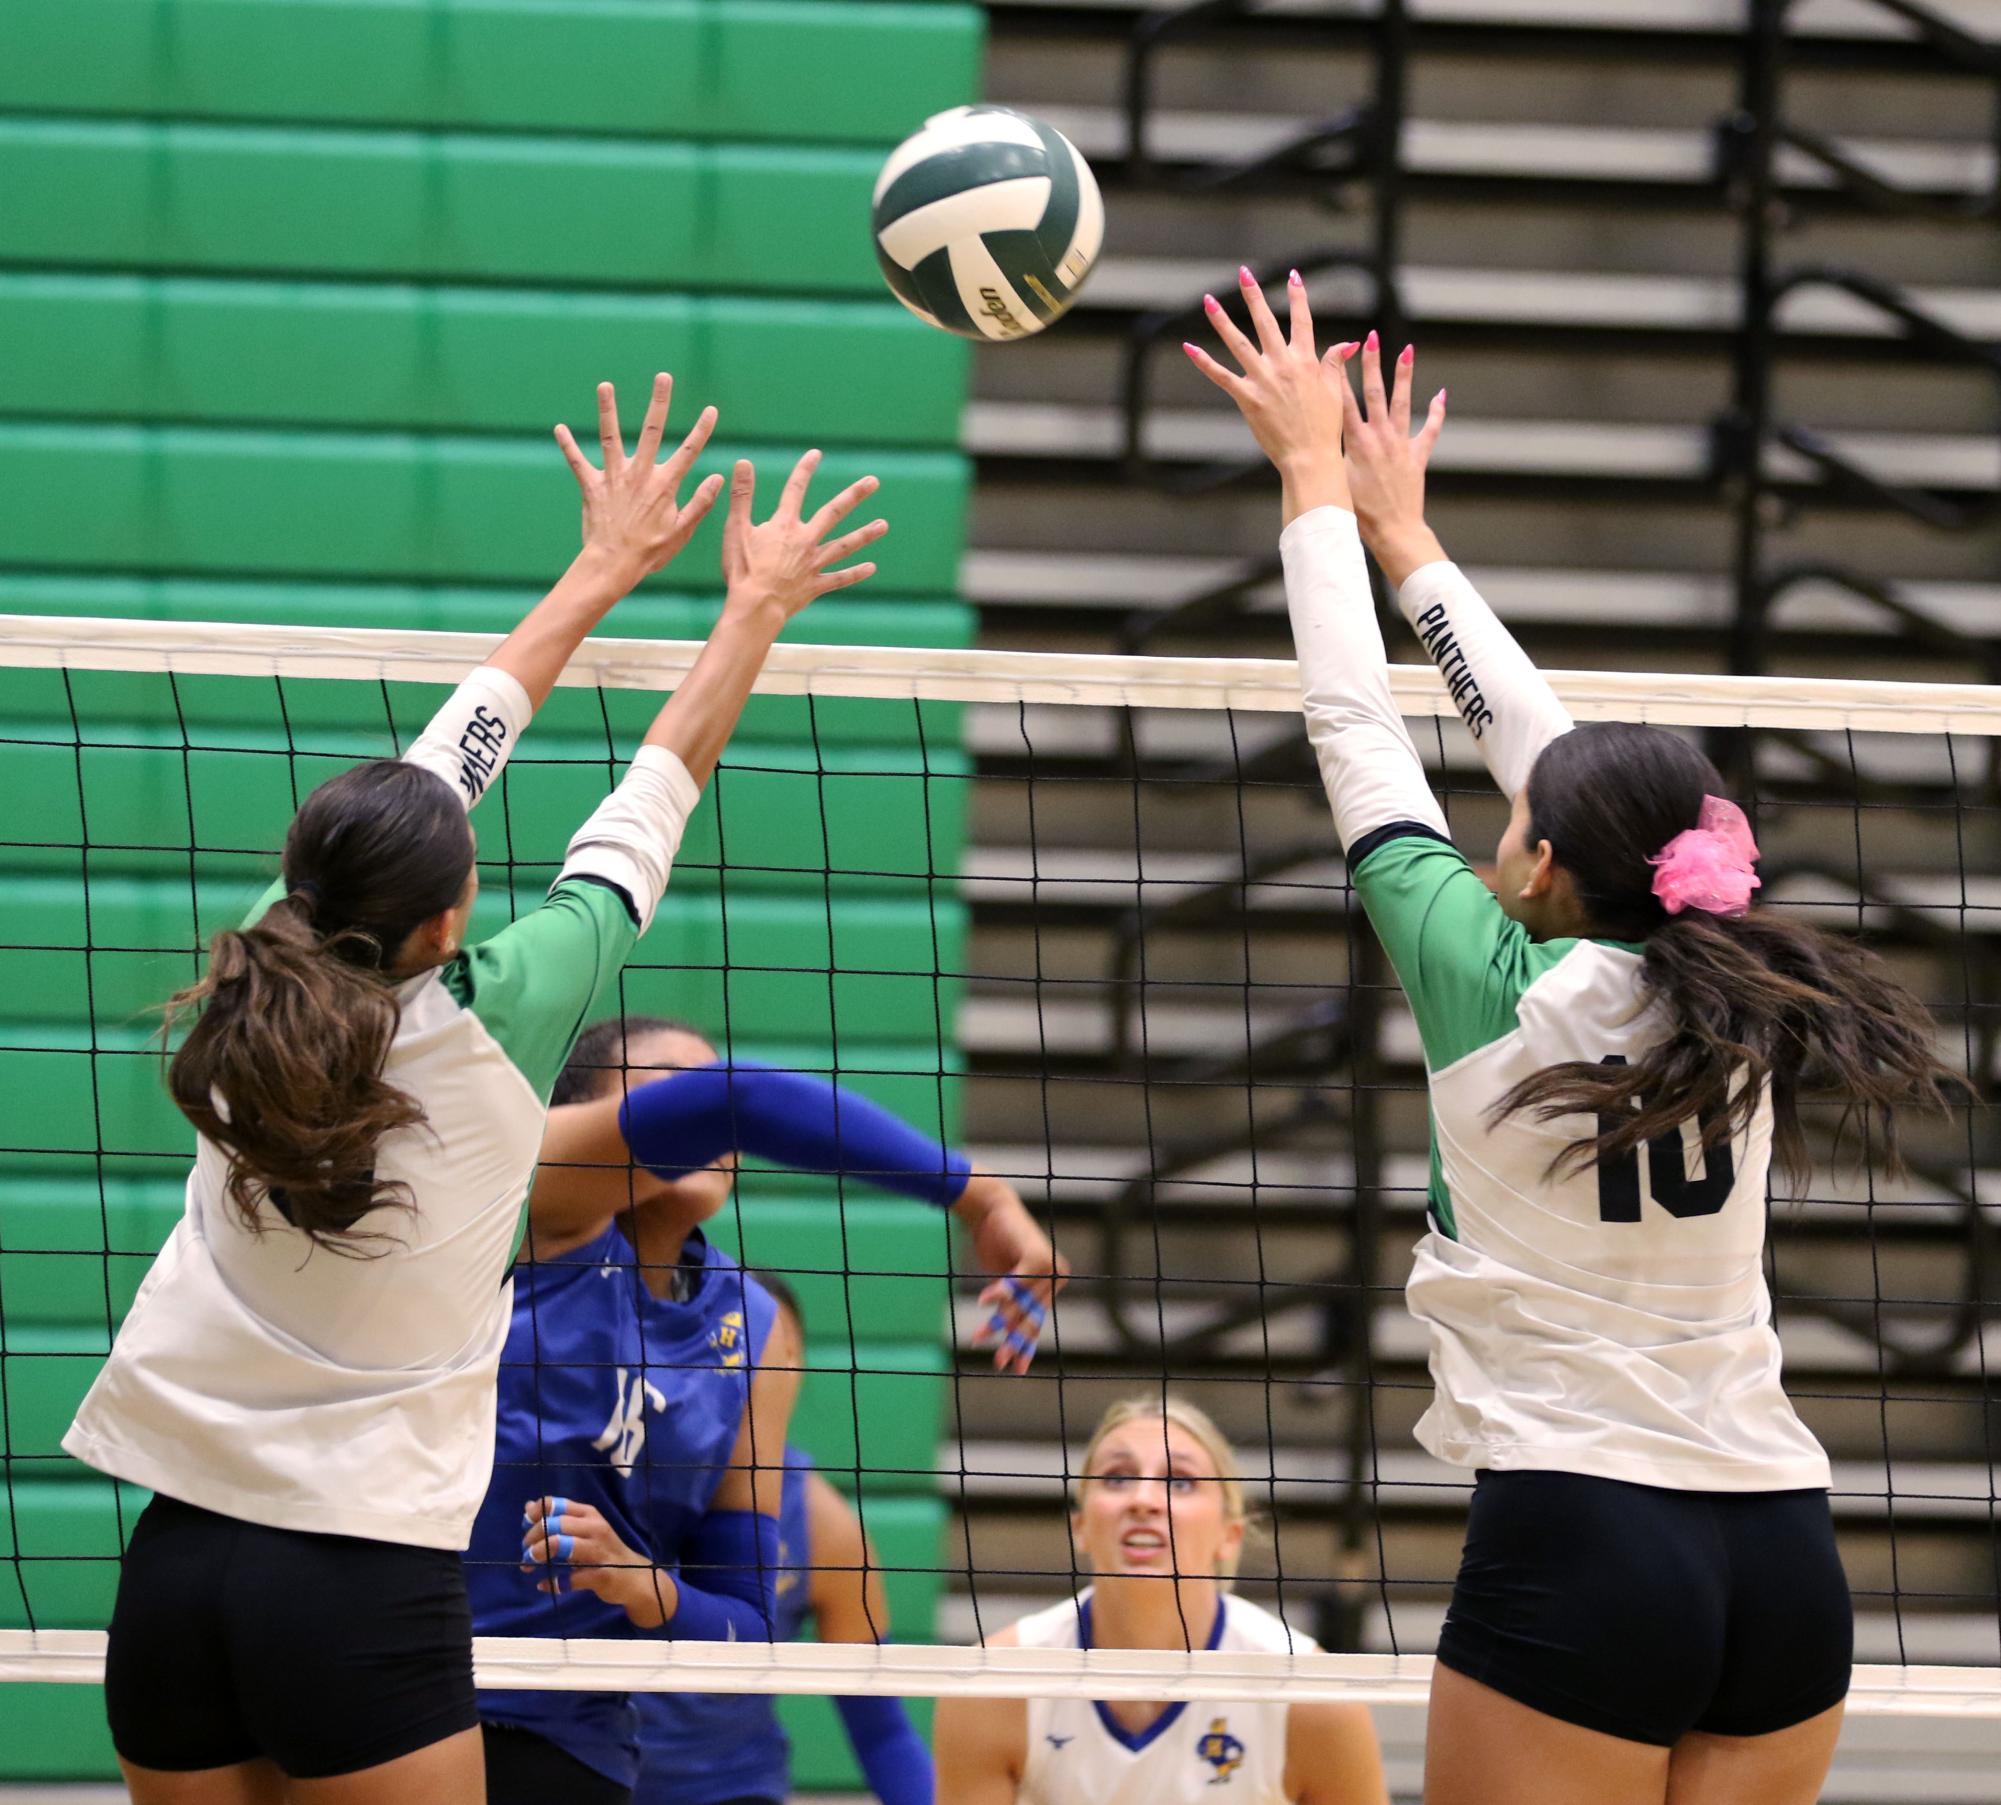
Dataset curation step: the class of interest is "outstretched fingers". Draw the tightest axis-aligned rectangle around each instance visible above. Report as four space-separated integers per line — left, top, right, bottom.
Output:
632 372 674 467
1183 340 1247 398
657 402 718 493
812 555 880 596
806 472 880 541
778 447 823 520
552 421 596 488
721 458 756 581
1202 292 1260 374
814 516 889 573
1359 330 1389 423
596 381 625 469
677 470 726 535
1324 341 1364 438
1285 267 1316 358
1415 386 1448 463
1238 264 1287 358
1391 344 1415 437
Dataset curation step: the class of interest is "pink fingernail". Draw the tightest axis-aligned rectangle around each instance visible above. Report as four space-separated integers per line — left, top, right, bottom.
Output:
1440 388 1448 404
1203 293 1220 314
1288 268 1302 288
1366 329 1379 351
1182 341 1201 359
1239 265 1254 285
1399 344 1414 366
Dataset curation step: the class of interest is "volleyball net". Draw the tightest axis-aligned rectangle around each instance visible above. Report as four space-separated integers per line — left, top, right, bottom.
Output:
0 613 1997 1722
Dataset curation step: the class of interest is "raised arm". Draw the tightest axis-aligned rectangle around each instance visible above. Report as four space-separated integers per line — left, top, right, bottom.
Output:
1187 269 1447 851
537 1062 1070 1375
404 375 723 809
1338 340 1572 799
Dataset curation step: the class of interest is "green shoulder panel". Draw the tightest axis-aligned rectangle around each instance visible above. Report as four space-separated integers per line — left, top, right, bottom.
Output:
1350 833 1577 1073
439 877 640 1102
240 876 287 931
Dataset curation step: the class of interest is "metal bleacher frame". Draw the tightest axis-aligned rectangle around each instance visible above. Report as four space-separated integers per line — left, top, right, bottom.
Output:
985 0 2001 1661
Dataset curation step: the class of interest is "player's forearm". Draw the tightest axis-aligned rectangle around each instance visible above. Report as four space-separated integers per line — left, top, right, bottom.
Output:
1394 559 1573 799
1281 506 1450 850
639 594 788 788
486 544 647 714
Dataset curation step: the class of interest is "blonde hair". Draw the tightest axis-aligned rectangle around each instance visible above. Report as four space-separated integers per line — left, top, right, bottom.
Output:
1075 1394 1250 1578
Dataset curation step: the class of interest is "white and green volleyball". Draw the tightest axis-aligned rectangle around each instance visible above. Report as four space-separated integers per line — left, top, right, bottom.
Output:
872 106 1105 342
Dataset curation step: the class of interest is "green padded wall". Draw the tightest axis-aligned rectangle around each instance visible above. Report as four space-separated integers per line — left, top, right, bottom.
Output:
0 0 984 1784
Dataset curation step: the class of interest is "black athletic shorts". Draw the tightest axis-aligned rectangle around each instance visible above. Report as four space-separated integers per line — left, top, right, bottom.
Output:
105 1493 478 1777
482 1723 633 1805
1436 1469 1853 1747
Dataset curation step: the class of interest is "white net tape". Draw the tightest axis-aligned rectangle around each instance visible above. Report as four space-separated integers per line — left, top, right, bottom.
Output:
6 611 2001 734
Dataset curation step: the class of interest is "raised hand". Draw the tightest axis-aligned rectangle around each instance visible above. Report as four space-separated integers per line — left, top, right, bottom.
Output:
720 449 887 624
1333 334 1449 586
554 373 724 580
1185 265 1351 522
956 1171 1072 1376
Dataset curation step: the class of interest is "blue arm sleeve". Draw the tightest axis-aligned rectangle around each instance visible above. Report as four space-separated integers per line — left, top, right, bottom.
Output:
834 1694 935 1805
618 1061 972 1208
665 1509 780 1642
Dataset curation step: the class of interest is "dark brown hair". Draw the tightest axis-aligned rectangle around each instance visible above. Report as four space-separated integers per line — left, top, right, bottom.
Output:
164 760 475 1250
1494 723 1964 1190
552 1013 712 1107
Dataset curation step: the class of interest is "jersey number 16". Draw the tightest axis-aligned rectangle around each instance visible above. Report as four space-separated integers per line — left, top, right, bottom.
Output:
1594 1055 1734 1223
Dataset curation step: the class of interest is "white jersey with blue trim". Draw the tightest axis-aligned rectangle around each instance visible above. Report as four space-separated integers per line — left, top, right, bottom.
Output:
1016 1590 1311 1805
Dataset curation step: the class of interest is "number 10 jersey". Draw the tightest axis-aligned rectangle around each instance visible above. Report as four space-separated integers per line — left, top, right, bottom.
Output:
1354 829 1831 1494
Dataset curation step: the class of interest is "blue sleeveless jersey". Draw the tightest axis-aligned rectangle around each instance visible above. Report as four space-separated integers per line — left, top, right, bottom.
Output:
633 1450 816 1805
468 1226 777 1787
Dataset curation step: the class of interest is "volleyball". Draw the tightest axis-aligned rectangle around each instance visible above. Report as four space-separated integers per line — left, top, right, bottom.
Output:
872 105 1104 342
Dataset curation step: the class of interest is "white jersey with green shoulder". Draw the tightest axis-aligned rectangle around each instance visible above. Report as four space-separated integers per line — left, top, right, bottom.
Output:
65 667 704 1549
1354 835 1829 1490
1281 507 1830 1494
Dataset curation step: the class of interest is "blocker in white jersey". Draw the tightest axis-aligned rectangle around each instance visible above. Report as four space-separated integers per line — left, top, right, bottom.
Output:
1195 281 1959 1786
1016 1591 1308 1805
65 387 891 1790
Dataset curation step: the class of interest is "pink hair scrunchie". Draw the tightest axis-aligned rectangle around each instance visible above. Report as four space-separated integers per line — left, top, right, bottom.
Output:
1649 795 1761 917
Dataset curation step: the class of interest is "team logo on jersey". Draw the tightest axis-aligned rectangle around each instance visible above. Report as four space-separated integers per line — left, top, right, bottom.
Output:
592 1367 667 1472
1196 1718 1245 1783
710 1308 746 1370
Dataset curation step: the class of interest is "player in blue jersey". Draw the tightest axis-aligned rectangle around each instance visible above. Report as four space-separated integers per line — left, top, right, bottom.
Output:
471 1015 1062 1804
636 1271 935 1805
1189 272 1959 1805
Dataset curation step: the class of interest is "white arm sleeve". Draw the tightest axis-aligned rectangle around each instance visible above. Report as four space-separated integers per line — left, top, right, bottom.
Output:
1281 506 1450 850
402 665 534 810
1395 560 1573 799
556 745 702 935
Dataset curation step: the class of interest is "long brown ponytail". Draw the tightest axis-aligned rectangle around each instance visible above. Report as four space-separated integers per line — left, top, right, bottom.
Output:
1493 723 1965 1190
164 760 475 1250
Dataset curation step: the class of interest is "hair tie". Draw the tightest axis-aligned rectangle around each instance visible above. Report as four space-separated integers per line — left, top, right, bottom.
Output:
1649 795 1761 917
290 879 322 916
